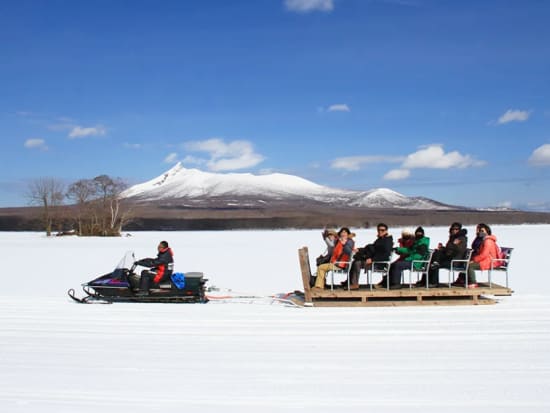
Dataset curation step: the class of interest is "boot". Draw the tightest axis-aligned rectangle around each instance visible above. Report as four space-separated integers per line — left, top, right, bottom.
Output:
452 273 465 286
415 276 427 287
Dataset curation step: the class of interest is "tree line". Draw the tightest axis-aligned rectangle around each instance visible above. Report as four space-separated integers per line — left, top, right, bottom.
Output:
27 175 131 236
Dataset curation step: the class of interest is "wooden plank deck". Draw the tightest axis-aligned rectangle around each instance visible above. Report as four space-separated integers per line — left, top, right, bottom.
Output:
298 247 513 307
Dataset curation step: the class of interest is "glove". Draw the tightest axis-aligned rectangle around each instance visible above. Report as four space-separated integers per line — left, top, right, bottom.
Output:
135 258 152 267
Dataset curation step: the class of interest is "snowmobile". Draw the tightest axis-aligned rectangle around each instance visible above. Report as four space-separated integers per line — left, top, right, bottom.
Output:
68 251 208 304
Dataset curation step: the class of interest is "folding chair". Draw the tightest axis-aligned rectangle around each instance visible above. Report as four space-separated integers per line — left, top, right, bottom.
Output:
488 247 513 288
366 260 391 290
408 249 435 288
328 260 352 291
447 248 473 288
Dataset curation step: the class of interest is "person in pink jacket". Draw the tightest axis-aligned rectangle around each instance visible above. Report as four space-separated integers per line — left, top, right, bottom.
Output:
463 223 498 287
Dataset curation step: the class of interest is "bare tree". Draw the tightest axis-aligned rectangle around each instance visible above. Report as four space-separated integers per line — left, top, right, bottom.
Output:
92 175 128 236
27 178 65 236
66 179 98 235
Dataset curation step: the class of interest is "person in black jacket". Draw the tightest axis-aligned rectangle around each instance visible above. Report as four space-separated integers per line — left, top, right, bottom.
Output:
135 240 174 296
343 223 393 290
418 222 468 287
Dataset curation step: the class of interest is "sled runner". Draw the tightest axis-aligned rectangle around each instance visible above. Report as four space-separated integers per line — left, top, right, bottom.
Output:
68 251 208 304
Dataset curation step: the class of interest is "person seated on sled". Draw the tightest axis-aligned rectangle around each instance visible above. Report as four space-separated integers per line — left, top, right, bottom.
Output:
454 223 498 288
383 226 430 289
417 222 467 287
312 227 354 290
135 241 174 296
394 228 414 262
316 228 339 266
309 228 339 287
343 223 393 290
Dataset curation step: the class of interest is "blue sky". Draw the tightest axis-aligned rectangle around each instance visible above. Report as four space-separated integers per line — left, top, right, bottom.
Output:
1 0 550 210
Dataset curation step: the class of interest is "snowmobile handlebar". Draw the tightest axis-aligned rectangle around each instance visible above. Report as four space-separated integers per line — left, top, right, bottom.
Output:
134 258 155 268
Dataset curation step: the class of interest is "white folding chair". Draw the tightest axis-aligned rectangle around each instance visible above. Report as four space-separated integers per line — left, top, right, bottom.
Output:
409 249 435 288
366 260 392 290
488 247 513 288
328 260 352 291
447 249 473 288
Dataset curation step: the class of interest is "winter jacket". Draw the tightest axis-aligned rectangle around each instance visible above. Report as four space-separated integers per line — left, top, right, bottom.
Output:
442 229 468 261
473 235 499 270
358 234 394 262
396 237 414 261
396 235 430 270
323 235 336 257
330 238 355 269
150 247 174 283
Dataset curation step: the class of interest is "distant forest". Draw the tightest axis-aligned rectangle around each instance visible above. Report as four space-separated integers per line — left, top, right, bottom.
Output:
2 203 550 233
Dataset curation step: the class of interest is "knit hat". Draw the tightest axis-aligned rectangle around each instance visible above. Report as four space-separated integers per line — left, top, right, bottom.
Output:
326 229 338 237
401 228 414 237
415 226 425 235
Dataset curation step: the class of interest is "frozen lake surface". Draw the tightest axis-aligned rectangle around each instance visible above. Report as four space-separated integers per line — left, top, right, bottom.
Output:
1 225 549 412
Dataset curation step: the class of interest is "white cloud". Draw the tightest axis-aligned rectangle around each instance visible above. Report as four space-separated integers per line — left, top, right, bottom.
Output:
331 155 404 171
68 125 107 139
402 144 486 169
497 109 530 125
164 152 179 164
328 104 350 112
383 169 411 180
124 143 142 149
284 0 334 13
24 138 48 151
329 144 484 181
183 138 265 171
528 144 550 166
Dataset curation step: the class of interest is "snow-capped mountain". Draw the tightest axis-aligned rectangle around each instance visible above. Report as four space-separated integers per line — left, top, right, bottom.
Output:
122 162 460 210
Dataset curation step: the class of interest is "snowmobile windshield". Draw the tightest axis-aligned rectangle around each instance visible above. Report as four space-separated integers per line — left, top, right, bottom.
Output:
111 251 136 278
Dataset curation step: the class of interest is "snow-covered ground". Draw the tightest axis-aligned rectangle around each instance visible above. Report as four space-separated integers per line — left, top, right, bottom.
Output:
1 225 549 412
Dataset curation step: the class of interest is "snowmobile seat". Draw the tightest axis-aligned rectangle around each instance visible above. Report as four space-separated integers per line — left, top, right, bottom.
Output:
159 280 173 289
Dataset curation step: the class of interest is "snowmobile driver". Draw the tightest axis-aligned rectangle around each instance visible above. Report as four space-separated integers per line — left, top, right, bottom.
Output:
135 241 174 296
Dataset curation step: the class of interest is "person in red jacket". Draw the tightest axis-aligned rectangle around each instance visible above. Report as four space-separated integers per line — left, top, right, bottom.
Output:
454 224 498 288
136 241 174 296
312 227 354 290
395 228 414 262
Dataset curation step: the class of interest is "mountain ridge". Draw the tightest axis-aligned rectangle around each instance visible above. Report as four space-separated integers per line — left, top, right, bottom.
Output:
122 162 465 210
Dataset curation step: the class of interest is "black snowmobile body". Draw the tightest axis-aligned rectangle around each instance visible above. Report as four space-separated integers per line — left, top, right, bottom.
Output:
68 251 208 304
